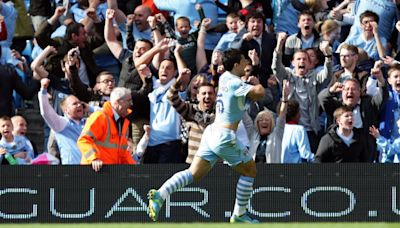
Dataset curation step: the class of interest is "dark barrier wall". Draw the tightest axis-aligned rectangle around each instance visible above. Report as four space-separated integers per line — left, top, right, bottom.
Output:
0 164 400 223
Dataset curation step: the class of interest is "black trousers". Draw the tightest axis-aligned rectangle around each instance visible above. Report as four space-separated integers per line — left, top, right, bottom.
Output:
143 140 184 164
307 130 322 154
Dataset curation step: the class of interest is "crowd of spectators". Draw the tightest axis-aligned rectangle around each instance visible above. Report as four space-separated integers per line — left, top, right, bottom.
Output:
1 0 400 168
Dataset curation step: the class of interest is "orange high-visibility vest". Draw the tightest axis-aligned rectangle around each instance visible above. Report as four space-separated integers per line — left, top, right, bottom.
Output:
78 101 135 165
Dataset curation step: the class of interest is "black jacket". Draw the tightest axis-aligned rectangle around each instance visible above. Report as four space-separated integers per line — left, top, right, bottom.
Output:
231 30 276 88
315 127 368 163
0 64 40 117
29 0 52 17
35 21 104 87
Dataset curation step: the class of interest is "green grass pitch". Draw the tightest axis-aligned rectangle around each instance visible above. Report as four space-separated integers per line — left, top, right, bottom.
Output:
0 223 400 228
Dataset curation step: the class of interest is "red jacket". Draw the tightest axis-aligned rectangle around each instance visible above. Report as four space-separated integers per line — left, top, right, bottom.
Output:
0 19 7 41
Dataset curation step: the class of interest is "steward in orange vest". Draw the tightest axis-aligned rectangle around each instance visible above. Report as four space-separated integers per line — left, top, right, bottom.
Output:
78 101 135 165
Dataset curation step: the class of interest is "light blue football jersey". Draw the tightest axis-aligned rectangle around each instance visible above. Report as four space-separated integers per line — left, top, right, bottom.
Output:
215 71 252 124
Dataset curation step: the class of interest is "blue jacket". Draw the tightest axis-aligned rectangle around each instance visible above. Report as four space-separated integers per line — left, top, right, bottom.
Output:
379 87 399 162
379 87 398 138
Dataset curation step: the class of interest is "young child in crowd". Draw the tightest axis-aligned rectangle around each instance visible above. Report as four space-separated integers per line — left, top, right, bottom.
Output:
0 116 34 165
214 12 241 52
156 4 207 75
11 115 37 157
370 121 400 163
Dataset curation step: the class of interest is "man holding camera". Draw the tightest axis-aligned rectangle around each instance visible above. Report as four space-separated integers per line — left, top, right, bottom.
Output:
35 6 103 87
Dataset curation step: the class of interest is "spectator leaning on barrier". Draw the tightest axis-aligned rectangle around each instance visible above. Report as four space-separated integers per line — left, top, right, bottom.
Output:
78 87 135 172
